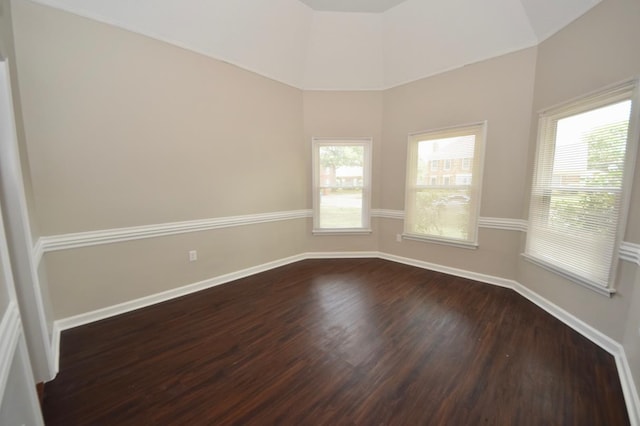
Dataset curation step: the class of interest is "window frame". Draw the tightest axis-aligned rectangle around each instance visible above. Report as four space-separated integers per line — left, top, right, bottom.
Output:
312 137 372 235
403 121 487 248
524 79 640 296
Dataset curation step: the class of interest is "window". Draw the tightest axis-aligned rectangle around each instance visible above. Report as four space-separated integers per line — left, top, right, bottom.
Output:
430 176 438 185
430 160 439 170
525 81 638 294
312 138 372 233
462 158 471 170
444 159 451 170
404 122 486 247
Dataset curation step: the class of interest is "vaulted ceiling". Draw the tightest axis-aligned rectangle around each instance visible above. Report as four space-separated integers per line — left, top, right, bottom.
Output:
30 0 601 89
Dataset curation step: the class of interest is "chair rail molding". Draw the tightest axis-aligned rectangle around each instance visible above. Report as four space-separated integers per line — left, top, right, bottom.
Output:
34 209 313 262
620 241 640 266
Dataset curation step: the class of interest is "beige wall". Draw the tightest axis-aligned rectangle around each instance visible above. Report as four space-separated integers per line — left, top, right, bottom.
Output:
623 270 640 405
11 0 308 317
45 220 306 318
379 47 537 279
12 0 307 236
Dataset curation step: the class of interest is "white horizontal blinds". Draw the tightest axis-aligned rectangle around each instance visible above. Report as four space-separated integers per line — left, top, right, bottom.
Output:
527 86 634 288
405 123 484 244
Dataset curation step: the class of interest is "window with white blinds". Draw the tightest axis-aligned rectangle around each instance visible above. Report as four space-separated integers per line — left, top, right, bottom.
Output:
525 81 638 294
404 122 486 247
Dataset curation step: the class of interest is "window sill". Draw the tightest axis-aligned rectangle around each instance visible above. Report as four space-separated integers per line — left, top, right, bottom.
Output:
402 233 478 250
313 229 372 236
521 253 615 297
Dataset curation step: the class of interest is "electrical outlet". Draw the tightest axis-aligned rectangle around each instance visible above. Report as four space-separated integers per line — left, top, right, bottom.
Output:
396 234 402 242
189 250 198 262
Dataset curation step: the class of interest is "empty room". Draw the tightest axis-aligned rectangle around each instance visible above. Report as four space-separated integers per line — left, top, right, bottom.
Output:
0 0 639 424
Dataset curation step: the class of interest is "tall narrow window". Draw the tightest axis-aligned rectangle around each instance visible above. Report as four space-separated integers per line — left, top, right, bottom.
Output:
312 138 372 233
404 122 486 247
526 81 638 294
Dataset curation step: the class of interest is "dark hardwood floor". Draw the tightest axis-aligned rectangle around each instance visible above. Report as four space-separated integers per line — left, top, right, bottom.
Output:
42 258 629 425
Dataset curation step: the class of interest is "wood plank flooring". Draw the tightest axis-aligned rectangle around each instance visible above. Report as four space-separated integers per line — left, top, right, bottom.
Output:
42 258 630 425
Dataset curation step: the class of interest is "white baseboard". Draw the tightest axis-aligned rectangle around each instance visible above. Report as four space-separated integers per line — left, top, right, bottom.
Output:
305 251 380 259
618 346 640 426
378 252 517 289
511 281 621 353
50 251 639 424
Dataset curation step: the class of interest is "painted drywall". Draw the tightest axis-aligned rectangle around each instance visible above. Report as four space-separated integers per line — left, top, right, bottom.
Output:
382 0 537 88
44 220 306 319
10 0 310 319
517 0 640 341
623 268 640 410
303 12 384 90
26 0 314 88
378 47 537 280
12 0 307 236
519 0 602 42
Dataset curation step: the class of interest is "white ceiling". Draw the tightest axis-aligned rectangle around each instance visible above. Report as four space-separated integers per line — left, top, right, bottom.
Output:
29 0 601 90
298 0 408 13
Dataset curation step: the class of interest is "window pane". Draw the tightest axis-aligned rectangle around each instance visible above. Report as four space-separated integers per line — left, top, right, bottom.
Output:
404 123 484 245
314 143 369 230
417 136 475 185
412 188 471 239
319 188 363 228
553 101 630 190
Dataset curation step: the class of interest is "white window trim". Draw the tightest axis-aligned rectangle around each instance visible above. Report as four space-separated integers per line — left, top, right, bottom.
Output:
403 121 487 248
312 137 373 234
524 78 640 296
